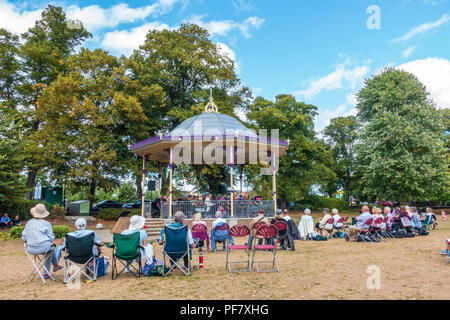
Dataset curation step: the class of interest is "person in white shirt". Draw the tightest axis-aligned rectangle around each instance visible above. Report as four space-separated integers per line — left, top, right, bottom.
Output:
332 208 343 229
212 211 227 229
298 209 315 240
316 208 333 236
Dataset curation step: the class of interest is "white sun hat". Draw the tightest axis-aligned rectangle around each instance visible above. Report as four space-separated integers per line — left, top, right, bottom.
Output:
128 215 146 231
30 203 50 219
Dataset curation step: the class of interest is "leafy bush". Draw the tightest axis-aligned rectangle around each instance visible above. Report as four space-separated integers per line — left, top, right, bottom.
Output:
298 195 349 212
52 225 70 238
9 226 24 239
99 208 140 221
9 225 70 239
0 200 51 221
50 204 67 218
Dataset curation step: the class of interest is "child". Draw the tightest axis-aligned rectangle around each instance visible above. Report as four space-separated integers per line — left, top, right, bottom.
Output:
0 213 12 229
439 239 450 255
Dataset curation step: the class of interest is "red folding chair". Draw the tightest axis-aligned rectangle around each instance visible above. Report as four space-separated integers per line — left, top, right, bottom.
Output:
371 217 384 240
226 225 251 272
324 218 335 238
251 224 279 272
357 218 374 242
273 221 289 250
250 221 267 249
192 224 209 253
385 217 396 238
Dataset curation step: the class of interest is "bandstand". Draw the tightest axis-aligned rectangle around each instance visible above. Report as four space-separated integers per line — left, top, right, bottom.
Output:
129 94 289 218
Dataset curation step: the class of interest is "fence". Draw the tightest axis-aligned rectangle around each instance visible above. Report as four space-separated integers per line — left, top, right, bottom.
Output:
159 200 274 219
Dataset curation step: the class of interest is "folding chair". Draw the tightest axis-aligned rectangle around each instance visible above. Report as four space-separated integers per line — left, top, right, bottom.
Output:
111 232 142 280
226 225 251 272
273 221 289 250
332 217 345 238
211 223 230 252
354 218 374 242
162 225 191 276
251 224 279 272
63 233 100 284
323 218 335 238
192 224 209 253
371 217 385 241
249 221 267 249
23 242 56 284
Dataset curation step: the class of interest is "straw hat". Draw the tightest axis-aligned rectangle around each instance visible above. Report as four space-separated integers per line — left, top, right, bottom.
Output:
128 215 146 231
30 203 50 219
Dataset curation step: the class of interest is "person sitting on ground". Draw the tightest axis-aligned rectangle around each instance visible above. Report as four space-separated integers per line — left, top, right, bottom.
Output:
0 213 12 229
192 213 207 251
298 209 315 240
21 204 63 279
210 211 234 251
56 218 103 268
344 205 372 241
123 215 154 271
159 211 195 268
315 208 333 236
12 215 21 227
271 209 287 247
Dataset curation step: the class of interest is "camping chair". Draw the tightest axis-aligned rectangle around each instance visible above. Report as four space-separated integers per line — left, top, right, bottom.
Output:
422 214 435 231
355 218 374 242
371 217 385 241
324 218 335 238
251 224 279 273
162 225 190 276
273 221 289 250
332 217 345 238
192 224 209 253
211 223 230 252
63 233 101 284
226 225 251 272
111 232 142 280
23 242 56 284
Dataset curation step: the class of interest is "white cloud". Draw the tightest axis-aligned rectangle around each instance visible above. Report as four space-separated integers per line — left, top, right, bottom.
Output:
102 22 172 56
186 15 264 38
315 103 357 133
294 60 370 99
66 1 180 31
0 1 42 34
392 13 450 42
397 57 450 108
402 46 416 58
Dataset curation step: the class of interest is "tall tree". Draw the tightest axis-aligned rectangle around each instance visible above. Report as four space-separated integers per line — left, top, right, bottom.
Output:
324 116 360 201
16 5 90 199
37 49 148 201
356 68 448 202
246 94 336 202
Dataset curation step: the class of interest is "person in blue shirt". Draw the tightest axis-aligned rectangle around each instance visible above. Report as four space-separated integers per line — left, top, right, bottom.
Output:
0 213 12 229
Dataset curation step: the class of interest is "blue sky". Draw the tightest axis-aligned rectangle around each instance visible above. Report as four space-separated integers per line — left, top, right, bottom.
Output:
1 0 449 132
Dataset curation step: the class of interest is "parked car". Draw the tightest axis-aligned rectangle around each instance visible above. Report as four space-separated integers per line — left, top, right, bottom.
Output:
92 200 124 211
382 200 394 207
122 199 151 209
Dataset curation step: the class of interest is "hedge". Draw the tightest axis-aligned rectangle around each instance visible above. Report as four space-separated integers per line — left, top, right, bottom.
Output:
9 225 70 239
0 200 51 221
297 195 349 212
99 208 141 221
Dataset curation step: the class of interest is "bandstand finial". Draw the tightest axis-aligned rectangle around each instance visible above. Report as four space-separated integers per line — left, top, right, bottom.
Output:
204 88 219 113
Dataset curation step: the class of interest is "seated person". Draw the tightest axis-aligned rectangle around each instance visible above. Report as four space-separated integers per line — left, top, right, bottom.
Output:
0 213 12 229
271 209 287 247
332 208 343 231
411 209 427 235
210 211 234 251
21 204 63 279
439 239 450 255
124 215 154 270
397 205 413 232
298 209 315 240
12 215 21 227
56 218 103 269
315 208 333 236
159 211 194 268
192 213 207 251
248 210 269 246
283 209 299 241
345 206 372 241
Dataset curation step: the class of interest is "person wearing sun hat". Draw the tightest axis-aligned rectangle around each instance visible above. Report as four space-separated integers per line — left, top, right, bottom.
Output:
121 215 154 270
21 203 63 278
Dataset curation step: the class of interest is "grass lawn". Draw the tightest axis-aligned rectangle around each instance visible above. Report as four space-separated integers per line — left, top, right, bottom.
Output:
0 214 448 300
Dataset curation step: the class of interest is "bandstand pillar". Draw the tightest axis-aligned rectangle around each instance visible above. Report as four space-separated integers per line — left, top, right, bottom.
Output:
169 147 174 218
229 147 235 217
141 156 147 217
272 152 277 217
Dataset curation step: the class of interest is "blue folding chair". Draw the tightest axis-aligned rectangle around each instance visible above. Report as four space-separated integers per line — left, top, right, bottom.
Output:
162 225 191 276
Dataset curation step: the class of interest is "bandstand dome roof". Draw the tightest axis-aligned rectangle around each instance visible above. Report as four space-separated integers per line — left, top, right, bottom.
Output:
129 96 289 164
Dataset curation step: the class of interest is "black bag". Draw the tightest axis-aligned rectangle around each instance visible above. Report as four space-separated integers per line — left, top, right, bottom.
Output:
394 229 407 238
406 232 415 238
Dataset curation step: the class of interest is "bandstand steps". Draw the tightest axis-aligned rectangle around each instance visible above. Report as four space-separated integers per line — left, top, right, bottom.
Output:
145 218 166 239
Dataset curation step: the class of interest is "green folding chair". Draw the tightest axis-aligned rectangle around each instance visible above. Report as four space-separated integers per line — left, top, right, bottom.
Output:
63 233 100 284
110 232 142 280
162 225 191 276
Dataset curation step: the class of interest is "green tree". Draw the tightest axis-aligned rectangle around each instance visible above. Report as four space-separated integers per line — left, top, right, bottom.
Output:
356 68 448 202
324 116 360 201
117 182 137 203
14 5 90 199
246 94 336 203
37 49 148 202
